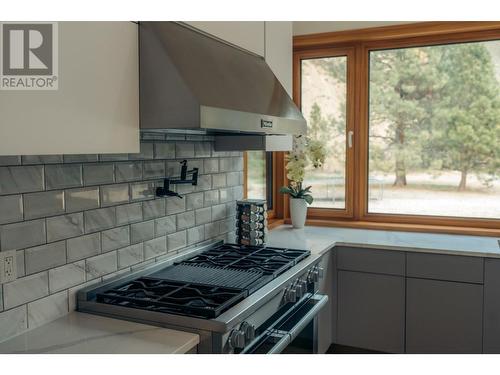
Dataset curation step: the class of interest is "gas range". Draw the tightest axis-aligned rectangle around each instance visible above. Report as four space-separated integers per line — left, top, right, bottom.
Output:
78 241 327 353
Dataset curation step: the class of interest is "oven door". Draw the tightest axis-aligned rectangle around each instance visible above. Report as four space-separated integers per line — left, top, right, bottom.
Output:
240 293 328 354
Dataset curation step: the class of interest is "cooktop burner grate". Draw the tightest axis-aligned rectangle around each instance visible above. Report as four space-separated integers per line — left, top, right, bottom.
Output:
96 278 246 319
179 244 310 278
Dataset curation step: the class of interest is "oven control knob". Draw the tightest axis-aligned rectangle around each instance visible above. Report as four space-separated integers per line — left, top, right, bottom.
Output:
295 280 305 298
229 329 246 350
299 280 309 295
240 321 256 342
307 268 318 283
284 285 297 303
316 266 324 279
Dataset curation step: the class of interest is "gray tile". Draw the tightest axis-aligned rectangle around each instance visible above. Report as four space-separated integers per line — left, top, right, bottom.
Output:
47 213 84 242
0 166 44 195
130 182 155 201
0 284 2 312
166 160 182 176
49 261 86 293
187 225 205 245
101 226 130 253
204 190 219 207
154 143 175 159
85 251 118 280
219 217 235 234
227 172 240 187
45 164 82 190
102 268 131 281
116 202 143 225
67 233 101 262
22 155 63 164
99 153 128 161
0 219 46 251
233 185 244 200
65 187 99 212
0 305 27 343
212 173 227 188
143 199 165 220
195 207 212 225
195 175 212 191
86 251 117 280
25 241 66 275
130 220 155 244
185 159 203 174
144 236 167 260
0 195 23 224
194 142 212 158
118 243 144 269
166 197 186 215
186 192 204 210
155 216 176 237
219 158 233 172
204 159 219 174
176 211 195 230
129 143 153 160
83 163 115 185
100 184 130 207
68 279 100 311
205 222 220 238
143 161 165 179
219 188 234 203
212 203 227 221
115 161 142 182
63 154 98 163
3 272 49 309
0 156 21 166
176 142 195 158
130 259 155 271
84 207 116 233
167 231 187 252
28 290 68 329
23 190 65 219
16 250 25 278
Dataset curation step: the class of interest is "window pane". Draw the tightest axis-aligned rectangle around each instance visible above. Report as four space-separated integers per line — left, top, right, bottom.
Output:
246 151 266 200
368 40 500 219
301 56 347 209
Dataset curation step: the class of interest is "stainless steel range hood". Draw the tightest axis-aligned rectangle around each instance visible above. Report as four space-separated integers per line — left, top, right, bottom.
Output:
139 22 306 150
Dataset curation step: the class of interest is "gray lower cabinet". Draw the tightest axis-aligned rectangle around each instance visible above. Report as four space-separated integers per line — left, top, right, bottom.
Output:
337 270 405 353
406 278 483 353
484 258 500 353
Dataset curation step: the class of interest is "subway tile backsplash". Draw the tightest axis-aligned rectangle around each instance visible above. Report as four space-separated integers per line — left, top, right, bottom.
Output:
0 137 243 343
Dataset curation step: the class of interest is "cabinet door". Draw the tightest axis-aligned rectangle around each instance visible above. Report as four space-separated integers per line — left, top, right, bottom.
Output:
337 270 405 353
484 258 500 353
184 22 265 56
264 22 292 96
406 278 483 353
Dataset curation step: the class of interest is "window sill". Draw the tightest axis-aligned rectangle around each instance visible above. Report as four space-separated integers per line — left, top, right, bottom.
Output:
283 218 500 237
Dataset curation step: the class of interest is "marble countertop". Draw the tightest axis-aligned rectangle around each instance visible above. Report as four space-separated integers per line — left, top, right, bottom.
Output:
0 312 199 354
268 225 500 258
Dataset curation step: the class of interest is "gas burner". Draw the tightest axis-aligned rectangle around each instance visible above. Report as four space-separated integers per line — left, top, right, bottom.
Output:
96 278 246 319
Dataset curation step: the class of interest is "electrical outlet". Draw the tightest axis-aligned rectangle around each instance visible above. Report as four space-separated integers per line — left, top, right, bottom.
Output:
0 250 17 284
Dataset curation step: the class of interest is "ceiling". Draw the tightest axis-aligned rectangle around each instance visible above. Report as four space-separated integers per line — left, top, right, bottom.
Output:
292 21 415 36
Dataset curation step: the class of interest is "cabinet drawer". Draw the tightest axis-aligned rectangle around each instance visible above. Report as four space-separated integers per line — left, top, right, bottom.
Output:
407 252 483 284
336 246 405 276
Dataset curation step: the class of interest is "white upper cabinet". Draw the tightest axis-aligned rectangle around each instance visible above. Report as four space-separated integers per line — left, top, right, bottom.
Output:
264 21 293 96
185 21 265 56
0 22 139 156
185 21 293 96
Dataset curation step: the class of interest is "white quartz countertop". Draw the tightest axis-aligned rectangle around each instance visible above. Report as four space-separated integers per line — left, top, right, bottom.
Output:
268 225 500 258
0 312 199 354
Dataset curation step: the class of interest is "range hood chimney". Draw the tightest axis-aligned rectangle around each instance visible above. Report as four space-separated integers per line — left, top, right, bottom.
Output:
139 22 306 150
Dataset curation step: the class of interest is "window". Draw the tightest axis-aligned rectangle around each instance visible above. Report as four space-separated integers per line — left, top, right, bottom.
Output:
368 41 500 219
293 22 500 234
300 56 348 210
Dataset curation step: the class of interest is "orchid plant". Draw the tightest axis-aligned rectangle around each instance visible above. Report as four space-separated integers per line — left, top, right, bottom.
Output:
279 135 327 205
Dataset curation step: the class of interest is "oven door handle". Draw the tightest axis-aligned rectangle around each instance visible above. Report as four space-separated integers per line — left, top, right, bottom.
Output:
287 294 328 341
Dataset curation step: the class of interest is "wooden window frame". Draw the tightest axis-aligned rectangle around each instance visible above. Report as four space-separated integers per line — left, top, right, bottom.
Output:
290 21 500 237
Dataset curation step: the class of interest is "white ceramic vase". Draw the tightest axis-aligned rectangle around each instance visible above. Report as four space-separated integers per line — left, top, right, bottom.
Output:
290 198 308 229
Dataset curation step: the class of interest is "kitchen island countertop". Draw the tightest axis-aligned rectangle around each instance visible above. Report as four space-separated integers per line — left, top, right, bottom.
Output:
0 312 199 354
268 225 500 258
